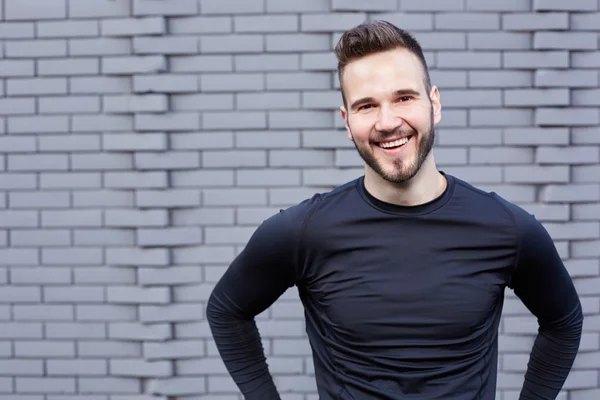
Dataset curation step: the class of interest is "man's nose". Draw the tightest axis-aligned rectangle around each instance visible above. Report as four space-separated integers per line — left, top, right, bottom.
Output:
375 105 402 133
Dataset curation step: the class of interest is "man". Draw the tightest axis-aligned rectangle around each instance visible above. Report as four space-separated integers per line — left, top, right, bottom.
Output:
207 21 583 399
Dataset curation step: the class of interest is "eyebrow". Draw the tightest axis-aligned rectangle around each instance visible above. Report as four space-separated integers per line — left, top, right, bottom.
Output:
349 89 421 111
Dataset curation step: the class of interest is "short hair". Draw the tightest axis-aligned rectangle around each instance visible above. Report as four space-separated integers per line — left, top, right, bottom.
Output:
334 20 431 107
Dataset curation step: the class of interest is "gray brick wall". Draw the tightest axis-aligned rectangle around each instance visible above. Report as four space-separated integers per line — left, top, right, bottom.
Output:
0 0 597 399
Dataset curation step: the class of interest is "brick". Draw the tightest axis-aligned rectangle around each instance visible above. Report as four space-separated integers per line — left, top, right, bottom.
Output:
77 377 140 394
269 188 323 206
138 266 202 286
0 60 35 77
535 70 598 88
504 88 569 107
269 111 333 128
0 211 37 228
136 189 201 208
573 204 600 220
200 34 263 53
69 0 130 18
536 108 599 126
47 360 107 376
573 89 600 106
0 22 35 38
236 15 298 32
574 165 600 183
8 78 67 96
331 0 395 10
468 32 531 50
534 32 597 50
103 134 166 152
369 13 434 30
572 241 600 258
202 150 266 168
203 189 268 206
401 0 463 11
106 171 168 189
6 40 67 58
6 0 66 20
170 55 232 72
0 98 35 115
140 304 205 323
302 168 363 186
73 191 134 208
71 153 133 171
75 267 136 285
10 192 70 209
69 38 131 56
9 115 69 133
0 137 36 153
76 306 138 322
135 152 200 170
301 13 366 32
102 56 166 75
172 132 235 150
503 51 569 69
46 322 106 339
267 72 330 90
37 20 99 37
71 76 131 94
171 170 234 187
44 287 105 303
43 248 102 265
110 359 172 377
133 0 198 16
203 112 266 130
15 340 75 357
107 287 170 304
572 12 600 30
437 51 501 68
138 227 203 246
0 322 43 339
435 13 500 30
16 378 75 393
170 16 231 35
109 322 170 341
269 150 334 167
11 267 71 284
0 287 41 302
503 128 570 146
103 95 168 113
537 147 599 164
200 73 263 92
573 127 600 144
469 147 534 164
72 115 133 132
40 172 101 189
533 0 597 11
0 360 43 375
74 229 135 246
540 184 600 203
134 74 199 93
148 377 206 396
133 36 198 55
236 54 300 71
470 109 533 127
544 222 599 240
144 340 204 360
468 70 533 89
300 52 336 71
517 203 569 221
39 96 101 114
102 17 165 36
135 113 200 131
441 90 502 108
236 169 302 187
42 210 102 228
9 154 68 172
172 94 234 111
266 0 329 13
505 166 570 184
105 209 168 228
503 12 569 30
466 0 531 10
303 91 342 109
266 34 330 52
0 173 35 190
172 208 234 226
205 227 255 245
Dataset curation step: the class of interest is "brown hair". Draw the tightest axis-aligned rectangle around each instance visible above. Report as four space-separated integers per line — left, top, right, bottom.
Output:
334 20 431 107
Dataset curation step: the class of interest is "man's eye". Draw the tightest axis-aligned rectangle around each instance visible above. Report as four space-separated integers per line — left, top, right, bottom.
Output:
359 104 373 110
399 96 412 102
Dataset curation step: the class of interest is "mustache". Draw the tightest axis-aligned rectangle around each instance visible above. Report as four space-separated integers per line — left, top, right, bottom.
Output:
371 126 417 142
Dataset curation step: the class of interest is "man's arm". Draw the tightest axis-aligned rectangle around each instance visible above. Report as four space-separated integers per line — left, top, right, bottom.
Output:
506 207 584 399
206 197 319 399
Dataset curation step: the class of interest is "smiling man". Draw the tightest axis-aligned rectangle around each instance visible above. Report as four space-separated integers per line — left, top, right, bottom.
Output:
207 21 583 400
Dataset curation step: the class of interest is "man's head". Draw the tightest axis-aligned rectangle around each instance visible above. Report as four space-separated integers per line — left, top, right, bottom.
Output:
335 21 442 184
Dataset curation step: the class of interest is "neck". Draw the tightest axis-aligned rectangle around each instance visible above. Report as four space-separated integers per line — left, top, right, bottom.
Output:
363 155 446 207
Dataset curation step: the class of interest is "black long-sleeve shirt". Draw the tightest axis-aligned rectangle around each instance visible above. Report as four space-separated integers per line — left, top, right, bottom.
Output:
207 172 583 399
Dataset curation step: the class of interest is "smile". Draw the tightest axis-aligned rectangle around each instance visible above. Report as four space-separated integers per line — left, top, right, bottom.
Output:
377 136 412 149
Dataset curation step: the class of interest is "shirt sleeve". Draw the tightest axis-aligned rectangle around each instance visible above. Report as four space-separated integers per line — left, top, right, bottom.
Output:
503 201 584 399
206 195 320 399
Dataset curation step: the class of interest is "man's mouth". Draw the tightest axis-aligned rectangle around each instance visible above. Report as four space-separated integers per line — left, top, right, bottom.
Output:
377 136 412 149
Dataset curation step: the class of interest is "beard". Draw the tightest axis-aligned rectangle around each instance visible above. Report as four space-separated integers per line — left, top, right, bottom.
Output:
350 111 435 185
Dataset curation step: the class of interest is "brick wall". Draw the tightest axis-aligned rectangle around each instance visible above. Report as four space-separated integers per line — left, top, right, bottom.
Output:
0 0 598 399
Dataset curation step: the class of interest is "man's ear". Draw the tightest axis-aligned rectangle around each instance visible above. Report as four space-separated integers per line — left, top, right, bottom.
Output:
340 106 353 141
430 86 442 125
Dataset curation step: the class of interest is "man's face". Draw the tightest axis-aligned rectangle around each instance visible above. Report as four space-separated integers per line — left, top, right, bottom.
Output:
340 48 442 184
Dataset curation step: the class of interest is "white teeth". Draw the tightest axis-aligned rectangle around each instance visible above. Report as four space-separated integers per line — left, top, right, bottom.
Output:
379 137 409 148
